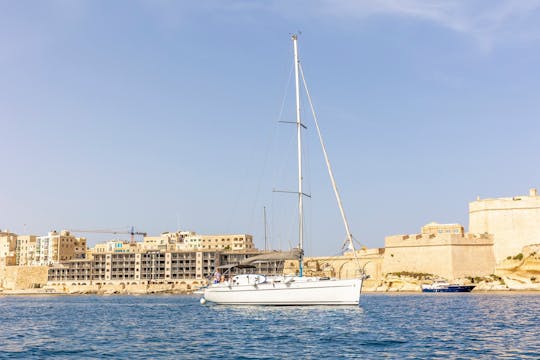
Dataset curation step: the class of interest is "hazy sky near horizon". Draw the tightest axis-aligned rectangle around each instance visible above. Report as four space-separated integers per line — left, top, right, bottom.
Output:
1 1 540 255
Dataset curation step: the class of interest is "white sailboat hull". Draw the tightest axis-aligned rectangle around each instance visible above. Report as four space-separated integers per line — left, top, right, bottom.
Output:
203 277 363 305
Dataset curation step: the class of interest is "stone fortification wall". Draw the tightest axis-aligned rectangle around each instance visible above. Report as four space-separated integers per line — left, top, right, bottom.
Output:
0 266 49 290
469 190 540 263
450 238 496 278
382 233 494 280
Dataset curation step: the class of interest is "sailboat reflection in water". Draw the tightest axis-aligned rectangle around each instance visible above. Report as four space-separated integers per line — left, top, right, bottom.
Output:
201 34 366 306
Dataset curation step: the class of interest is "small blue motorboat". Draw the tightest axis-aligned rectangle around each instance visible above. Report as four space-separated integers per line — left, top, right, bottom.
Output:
421 281 475 293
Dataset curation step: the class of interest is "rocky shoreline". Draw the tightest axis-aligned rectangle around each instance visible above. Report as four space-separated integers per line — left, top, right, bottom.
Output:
2 275 540 296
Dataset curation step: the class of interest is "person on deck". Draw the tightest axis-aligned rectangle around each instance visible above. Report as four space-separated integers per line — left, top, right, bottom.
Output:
213 269 221 284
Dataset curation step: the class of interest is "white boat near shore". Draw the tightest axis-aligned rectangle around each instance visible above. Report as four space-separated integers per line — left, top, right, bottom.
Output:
203 274 362 305
201 34 365 306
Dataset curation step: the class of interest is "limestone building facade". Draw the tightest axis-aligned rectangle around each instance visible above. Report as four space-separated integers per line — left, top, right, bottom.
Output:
382 222 495 280
184 233 254 251
0 230 17 266
34 230 87 265
15 235 37 266
93 240 138 254
469 188 540 263
141 231 193 251
138 232 255 252
47 249 283 285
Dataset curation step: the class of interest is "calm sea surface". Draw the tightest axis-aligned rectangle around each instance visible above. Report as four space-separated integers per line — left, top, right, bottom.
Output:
0 293 539 359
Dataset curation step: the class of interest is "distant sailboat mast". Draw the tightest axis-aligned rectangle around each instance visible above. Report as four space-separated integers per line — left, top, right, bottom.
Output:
292 34 305 277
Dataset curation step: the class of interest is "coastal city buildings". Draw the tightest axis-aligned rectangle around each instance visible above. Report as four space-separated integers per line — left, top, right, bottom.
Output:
1 188 540 290
0 229 257 270
1 229 269 287
137 232 255 252
46 249 285 286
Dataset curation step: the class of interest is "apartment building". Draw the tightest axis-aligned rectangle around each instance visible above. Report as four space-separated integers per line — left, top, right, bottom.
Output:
184 234 255 251
0 230 17 266
93 240 138 254
35 230 87 265
141 231 193 251
15 235 37 266
48 249 286 284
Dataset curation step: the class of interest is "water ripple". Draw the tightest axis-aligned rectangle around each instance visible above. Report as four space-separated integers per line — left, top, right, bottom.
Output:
0 293 539 359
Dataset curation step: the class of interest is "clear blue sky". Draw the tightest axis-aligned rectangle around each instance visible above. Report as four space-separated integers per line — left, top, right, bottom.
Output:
1 1 540 255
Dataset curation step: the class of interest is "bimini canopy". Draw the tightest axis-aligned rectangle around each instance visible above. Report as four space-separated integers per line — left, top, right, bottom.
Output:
240 248 301 265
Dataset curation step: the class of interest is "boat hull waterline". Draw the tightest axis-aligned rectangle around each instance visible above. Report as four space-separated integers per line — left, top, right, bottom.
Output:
203 277 363 305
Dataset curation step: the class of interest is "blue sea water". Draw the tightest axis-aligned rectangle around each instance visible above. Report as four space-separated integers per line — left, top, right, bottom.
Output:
0 293 539 359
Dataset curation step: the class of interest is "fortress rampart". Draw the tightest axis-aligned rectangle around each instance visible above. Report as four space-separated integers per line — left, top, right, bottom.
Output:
469 188 540 263
382 230 495 280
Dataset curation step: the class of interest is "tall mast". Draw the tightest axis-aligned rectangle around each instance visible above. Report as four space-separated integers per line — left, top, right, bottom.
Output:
292 34 304 277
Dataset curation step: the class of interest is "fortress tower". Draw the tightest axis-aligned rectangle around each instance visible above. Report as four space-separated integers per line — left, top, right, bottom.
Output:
469 188 540 263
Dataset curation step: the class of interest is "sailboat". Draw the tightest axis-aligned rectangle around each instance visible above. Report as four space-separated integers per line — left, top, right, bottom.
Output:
201 34 365 305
